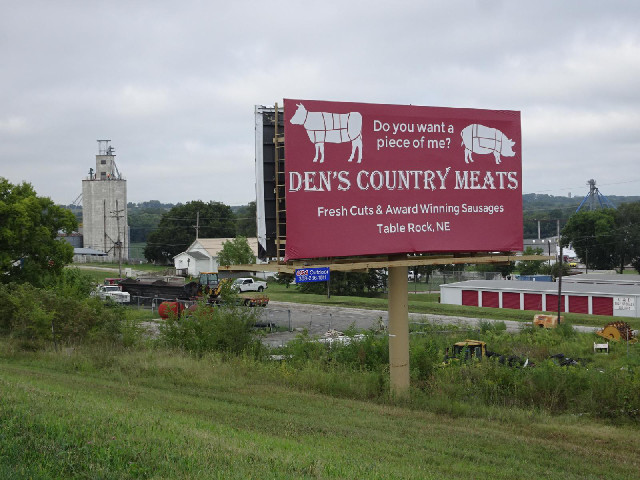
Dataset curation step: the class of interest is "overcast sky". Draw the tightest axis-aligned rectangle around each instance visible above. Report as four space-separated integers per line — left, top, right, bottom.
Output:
2 0 639 206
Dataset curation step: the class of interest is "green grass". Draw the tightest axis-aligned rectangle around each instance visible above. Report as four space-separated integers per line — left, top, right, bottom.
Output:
1 342 639 479
75 261 168 273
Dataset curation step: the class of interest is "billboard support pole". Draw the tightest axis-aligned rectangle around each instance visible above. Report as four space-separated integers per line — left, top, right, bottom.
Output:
274 103 283 262
388 265 410 397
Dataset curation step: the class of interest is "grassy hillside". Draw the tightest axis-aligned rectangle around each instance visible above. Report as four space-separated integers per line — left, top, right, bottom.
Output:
1 270 639 479
1 343 639 480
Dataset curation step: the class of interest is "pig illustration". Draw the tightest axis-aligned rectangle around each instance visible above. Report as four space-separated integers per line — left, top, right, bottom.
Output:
461 124 515 164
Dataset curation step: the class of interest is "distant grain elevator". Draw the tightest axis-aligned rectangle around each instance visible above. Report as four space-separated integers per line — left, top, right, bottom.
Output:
81 140 128 261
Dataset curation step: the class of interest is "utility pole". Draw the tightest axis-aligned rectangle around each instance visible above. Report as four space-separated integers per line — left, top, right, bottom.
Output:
194 211 200 239
103 199 108 253
557 241 563 323
585 247 589 274
111 200 125 278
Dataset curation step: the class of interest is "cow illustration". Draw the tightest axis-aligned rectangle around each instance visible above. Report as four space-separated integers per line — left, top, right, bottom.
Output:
290 103 363 163
460 124 516 164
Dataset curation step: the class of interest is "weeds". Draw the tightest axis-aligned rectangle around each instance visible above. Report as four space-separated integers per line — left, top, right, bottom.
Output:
158 301 264 357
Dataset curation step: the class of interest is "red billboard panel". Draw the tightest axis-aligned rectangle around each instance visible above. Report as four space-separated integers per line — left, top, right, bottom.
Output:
284 99 522 259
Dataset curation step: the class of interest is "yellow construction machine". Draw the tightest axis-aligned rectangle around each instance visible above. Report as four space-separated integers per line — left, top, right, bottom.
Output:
445 340 487 362
595 322 637 343
533 314 563 329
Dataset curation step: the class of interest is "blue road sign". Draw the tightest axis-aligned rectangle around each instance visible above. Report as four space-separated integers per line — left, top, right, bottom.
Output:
295 267 330 283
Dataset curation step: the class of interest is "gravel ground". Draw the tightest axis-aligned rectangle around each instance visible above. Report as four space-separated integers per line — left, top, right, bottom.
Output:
258 301 601 349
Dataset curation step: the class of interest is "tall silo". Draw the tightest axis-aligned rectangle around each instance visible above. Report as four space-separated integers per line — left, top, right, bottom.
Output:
81 140 128 262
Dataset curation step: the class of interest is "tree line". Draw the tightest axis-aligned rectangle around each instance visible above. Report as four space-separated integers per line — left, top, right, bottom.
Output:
141 201 256 263
62 192 640 267
561 202 640 273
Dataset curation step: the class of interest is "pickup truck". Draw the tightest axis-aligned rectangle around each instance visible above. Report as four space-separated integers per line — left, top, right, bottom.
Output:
232 277 268 293
92 284 131 303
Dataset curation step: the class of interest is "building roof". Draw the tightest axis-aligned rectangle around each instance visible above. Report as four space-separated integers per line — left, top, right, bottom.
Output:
563 273 640 286
185 250 209 261
440 279 640 296
188 238 259 258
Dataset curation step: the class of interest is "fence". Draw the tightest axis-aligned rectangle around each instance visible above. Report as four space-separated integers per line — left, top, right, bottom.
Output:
406 271 502 294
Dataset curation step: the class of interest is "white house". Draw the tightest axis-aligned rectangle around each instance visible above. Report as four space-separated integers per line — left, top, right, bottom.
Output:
173 238 259 277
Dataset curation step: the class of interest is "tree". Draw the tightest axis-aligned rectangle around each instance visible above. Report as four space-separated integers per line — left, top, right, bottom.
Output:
473 261 515 278
218 236 256 266
561 204 640 273
127 201 173 243
0 177 77 285
235 201 257 237
561 209 617 270
518 247 545 275
144 201 235 263
539 262 571 279
612 202 640 273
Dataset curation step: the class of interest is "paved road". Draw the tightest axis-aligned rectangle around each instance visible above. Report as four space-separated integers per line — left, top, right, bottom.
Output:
259 301 600 348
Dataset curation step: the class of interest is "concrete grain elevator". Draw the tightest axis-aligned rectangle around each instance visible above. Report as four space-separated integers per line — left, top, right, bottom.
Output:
81 140 129 262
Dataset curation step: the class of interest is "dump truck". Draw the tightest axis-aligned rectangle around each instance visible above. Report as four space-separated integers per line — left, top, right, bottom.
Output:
119 272 268 307
118 277 199 302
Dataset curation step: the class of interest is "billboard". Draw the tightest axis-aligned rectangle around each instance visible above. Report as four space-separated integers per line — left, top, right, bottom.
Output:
284 99 522 260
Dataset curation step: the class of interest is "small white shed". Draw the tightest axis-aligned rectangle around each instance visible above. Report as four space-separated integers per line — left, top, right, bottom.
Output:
173 238 259 276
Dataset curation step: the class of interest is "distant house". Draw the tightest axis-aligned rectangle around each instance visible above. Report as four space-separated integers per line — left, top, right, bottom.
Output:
173 238 259 277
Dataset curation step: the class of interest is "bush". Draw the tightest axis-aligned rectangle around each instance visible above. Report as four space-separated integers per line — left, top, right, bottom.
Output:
410 338 441 382
0 282 128 348
331 332 389 371
159 301 263 357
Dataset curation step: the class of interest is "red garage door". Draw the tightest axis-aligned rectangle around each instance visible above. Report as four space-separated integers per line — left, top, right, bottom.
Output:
546 294 565 312
568 295 589 314
462 290 478 307
524 293 543 311
502 292 521 310
482 291 499 308
592 296 613 316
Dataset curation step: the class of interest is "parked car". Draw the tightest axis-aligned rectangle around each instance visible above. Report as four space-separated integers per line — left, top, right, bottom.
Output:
92 284 130 303
232 277 268 293
408 271 422 281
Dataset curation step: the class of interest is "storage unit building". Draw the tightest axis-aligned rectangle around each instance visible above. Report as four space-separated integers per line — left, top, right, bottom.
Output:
440 280 640 318
562 273 640 287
